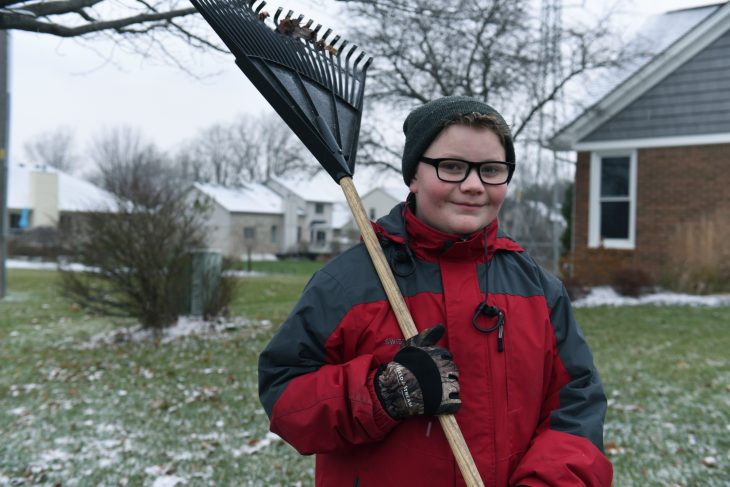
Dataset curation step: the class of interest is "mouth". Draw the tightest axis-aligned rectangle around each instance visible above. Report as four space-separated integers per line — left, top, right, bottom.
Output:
451 201 485 209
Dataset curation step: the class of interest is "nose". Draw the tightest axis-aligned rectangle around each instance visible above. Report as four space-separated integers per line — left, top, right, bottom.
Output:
459 166 485 192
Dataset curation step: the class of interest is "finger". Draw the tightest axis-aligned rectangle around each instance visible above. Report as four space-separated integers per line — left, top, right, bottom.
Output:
417 324 445 347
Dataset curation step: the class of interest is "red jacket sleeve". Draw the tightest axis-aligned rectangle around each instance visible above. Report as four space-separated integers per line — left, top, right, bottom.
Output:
510 285 613 486
258 269 399 454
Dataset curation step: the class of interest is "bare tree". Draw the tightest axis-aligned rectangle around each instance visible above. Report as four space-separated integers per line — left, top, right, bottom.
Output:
23 126 78 173
89 126 178 202
0 0 224 59
343 0 636 171
175 112 320 185
250 114 319 180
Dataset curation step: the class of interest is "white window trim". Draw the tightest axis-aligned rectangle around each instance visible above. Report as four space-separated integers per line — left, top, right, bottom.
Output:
588 150 637 250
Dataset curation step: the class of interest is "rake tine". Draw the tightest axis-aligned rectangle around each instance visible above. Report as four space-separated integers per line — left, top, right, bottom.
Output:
273 6 282 24
253 0 266 14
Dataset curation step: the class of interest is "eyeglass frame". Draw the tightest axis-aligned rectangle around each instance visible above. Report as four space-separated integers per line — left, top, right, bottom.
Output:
420 156 515 185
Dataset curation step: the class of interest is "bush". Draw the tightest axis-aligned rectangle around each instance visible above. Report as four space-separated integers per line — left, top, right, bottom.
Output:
563 274 589 301
58 156 231 329
610 266 654 297
7 226 62 259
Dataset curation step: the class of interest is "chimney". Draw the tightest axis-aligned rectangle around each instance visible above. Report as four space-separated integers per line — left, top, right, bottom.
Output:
29 168 59 227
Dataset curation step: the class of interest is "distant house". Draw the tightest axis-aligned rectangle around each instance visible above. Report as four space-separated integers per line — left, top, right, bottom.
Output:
8 162 116 234
265 172 347 256
191 182 296 259
551 3 730 285
342 184 408 239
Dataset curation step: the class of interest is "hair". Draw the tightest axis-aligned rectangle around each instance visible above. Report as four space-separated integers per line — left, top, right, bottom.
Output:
442 113 509 150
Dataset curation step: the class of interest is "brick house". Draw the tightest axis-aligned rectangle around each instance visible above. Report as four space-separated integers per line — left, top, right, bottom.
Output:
551 2 730 285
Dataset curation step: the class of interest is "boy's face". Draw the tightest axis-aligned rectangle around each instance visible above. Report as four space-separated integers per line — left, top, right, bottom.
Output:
408 124 508 235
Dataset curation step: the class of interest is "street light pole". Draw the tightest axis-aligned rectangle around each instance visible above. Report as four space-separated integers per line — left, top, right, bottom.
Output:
0 30 9 299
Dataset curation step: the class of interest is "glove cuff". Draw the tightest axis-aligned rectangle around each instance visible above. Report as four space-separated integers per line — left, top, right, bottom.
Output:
393 346 442 415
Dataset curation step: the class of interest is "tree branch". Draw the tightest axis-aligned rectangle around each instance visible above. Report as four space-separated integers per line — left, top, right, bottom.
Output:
13 0 103 17
0 7 197 37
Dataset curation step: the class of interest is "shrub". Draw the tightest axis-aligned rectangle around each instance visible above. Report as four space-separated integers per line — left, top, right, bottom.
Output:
58 155 231 329
8 226 62 259
610 266 654 297
563 275 589 301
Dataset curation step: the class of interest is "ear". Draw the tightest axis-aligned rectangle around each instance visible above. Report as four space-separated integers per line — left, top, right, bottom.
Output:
408 173 419 194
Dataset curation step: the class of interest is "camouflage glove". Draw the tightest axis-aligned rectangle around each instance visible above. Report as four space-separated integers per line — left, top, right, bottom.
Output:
375 325 460 420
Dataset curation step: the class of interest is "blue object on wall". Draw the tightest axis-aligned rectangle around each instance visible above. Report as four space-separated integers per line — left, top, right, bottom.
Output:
18 208 29 228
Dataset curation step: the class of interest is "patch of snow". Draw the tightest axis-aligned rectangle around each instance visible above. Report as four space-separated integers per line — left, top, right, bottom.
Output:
573 286 730 308
8 407 27 416
77 316 259 349
7 258 97 272
38 449 72 463
151 476 185 487
232 432 282 456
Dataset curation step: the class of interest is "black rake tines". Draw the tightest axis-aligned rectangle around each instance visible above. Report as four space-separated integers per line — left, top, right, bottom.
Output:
191 0 373 181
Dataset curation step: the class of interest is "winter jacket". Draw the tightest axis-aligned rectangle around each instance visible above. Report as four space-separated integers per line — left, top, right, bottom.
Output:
258 202 613 486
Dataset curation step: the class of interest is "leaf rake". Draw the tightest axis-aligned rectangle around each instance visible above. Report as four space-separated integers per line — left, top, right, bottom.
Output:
190 0 370 182
189 1 484 485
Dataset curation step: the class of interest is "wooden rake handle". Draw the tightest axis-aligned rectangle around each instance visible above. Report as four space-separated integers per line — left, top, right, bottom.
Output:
339 177 485 487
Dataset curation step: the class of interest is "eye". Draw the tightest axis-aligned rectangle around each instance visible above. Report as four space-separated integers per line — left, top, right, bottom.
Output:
480 163 505 176
439 160 467 174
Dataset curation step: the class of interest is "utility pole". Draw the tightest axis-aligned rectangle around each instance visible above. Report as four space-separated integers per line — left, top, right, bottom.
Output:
0 30 9 299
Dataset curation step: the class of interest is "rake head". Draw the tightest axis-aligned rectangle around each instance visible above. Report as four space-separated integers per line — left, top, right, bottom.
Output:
191 0 373 182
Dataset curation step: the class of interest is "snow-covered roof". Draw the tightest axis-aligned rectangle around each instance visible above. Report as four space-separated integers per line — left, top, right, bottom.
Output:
8 162 116 212
193 182 283 214
552 3 728 148
363 185 409 202
269 172 346 204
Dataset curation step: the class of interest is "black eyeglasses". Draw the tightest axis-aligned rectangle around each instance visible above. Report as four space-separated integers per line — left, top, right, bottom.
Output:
420 157 515 185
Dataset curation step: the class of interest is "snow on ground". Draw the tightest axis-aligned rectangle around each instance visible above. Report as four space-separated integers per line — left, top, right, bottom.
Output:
79 316 273 349
7 259 96 272
9 258 730 309
573 286 730 308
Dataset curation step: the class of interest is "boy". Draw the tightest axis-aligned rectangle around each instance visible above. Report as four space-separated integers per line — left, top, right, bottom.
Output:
259 96 612 486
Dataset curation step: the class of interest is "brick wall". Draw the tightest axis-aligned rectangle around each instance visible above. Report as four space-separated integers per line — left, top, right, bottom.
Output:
570 143 730 285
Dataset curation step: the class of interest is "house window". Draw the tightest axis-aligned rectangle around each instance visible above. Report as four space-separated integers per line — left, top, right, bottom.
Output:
369 207 376 219
271 225 278 244
315 230 326 245
315 203 324 214
9 213 22 229
297 226 302 243
243 227 256 240
589 151 637 249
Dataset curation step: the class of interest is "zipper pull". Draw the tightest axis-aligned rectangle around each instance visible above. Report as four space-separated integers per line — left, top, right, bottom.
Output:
497 321 504 353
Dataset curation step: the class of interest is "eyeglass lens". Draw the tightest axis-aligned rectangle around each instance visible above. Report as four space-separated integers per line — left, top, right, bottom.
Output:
438 160 509 184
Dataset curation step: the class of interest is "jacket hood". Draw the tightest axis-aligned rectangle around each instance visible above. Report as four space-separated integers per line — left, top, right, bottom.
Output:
372 201 523 263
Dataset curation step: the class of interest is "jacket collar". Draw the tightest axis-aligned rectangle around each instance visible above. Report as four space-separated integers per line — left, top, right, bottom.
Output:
373 200 523 262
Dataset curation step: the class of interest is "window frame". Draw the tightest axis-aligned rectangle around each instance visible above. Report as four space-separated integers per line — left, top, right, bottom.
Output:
588 150 637 249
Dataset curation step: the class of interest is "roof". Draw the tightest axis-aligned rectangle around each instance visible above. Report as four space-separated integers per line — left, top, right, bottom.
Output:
193 182 283 214
8 162 117 211
551 2 730 149
269 172 345 204
362 185 409 202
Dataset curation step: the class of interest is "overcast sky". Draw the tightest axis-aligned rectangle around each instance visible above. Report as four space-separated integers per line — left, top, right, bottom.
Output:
8 0 723 169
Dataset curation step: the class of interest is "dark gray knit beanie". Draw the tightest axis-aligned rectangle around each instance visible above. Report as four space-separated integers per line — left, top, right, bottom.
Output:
401 96 515 185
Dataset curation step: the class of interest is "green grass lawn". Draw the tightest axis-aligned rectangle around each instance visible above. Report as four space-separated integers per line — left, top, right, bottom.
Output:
1 267 729 486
